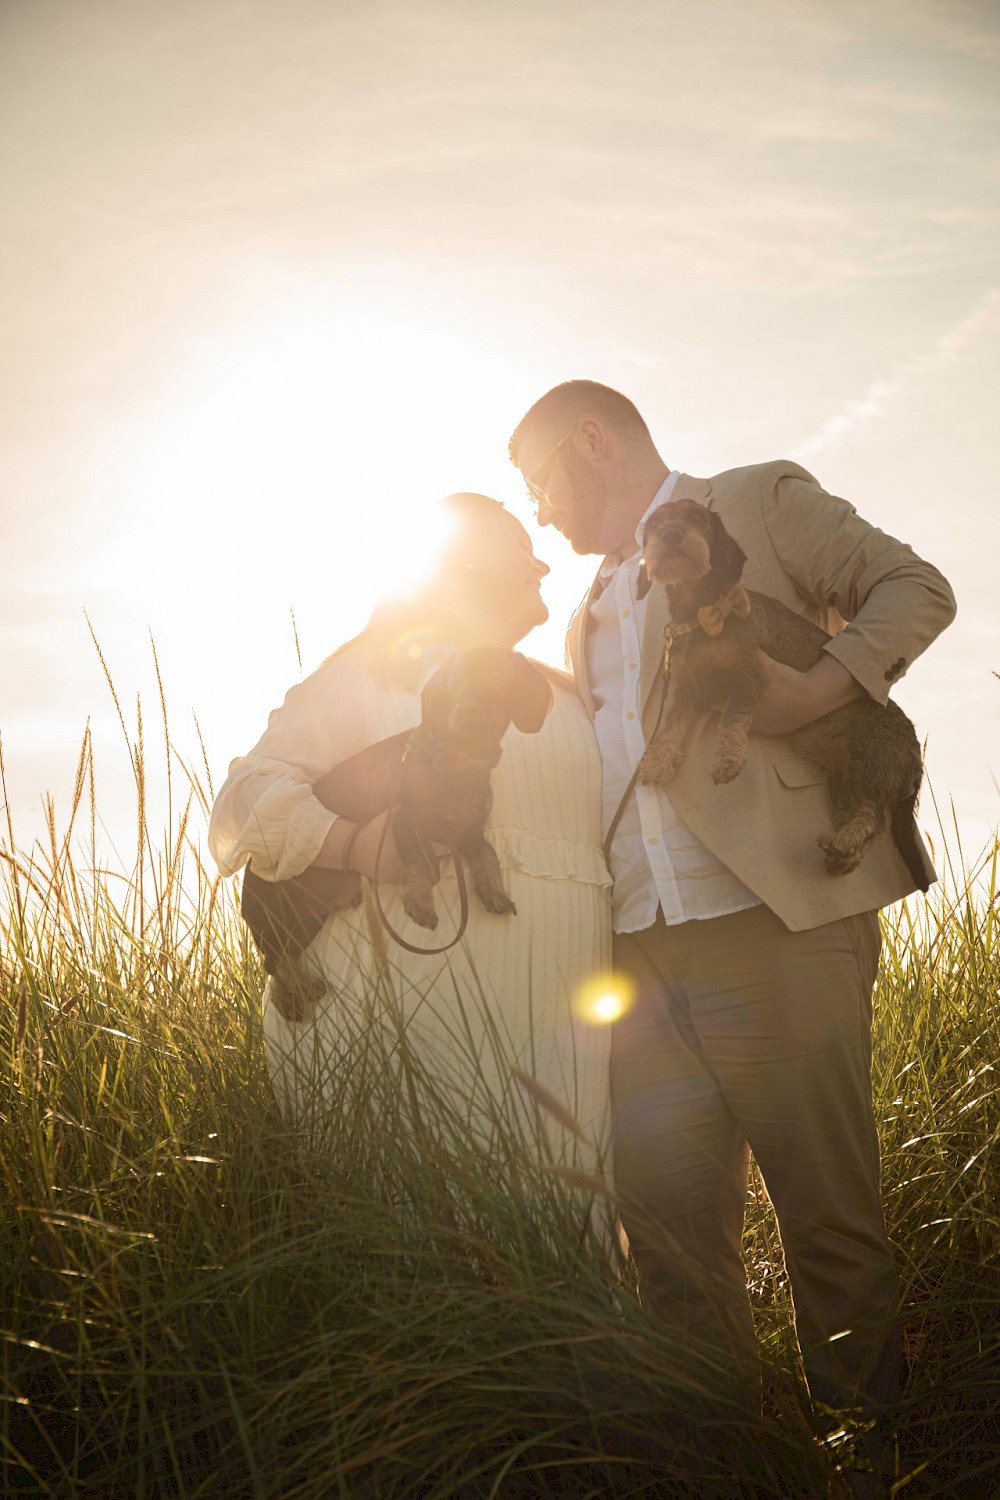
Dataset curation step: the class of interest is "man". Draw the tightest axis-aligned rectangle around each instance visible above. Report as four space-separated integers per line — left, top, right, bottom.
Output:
507 381 956 1430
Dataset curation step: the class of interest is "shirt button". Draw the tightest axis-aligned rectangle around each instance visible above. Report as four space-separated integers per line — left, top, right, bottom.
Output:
647 836 658 845
628 661 637 670
622 609 631 618
625 711 635 720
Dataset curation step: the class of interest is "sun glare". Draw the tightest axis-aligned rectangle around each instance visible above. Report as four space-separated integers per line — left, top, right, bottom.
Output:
101 290 533 660
572 973 635 1026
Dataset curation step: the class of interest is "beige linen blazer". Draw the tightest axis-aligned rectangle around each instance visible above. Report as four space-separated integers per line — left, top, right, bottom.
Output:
566 460 957 932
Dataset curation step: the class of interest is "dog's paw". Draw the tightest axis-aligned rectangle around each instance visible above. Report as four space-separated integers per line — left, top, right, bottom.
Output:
817 832 863 876
401 889 439 930
711 754 745 785
638 743 682 785
475 882 517 916
271 964 325 1023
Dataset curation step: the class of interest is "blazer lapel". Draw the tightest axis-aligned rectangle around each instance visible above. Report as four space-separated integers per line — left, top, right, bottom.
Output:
639 474 713 735
565 572 605 717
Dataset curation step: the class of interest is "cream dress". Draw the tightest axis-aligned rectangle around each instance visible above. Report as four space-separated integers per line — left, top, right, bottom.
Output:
209 639 613 1184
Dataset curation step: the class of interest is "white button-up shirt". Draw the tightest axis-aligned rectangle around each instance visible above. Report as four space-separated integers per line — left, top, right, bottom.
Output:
586 472 761 934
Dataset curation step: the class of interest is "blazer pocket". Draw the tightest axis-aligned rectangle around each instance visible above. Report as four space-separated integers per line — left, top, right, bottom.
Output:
773 757 827 789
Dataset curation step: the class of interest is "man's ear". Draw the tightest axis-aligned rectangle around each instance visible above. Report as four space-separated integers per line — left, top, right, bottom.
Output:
509 658 553 733
577 417 608 461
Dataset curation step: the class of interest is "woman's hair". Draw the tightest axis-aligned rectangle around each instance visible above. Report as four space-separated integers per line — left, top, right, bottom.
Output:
439 491 510 549
360 492 513 684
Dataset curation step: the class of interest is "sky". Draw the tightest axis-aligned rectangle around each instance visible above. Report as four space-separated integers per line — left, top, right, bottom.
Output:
1 0 998 886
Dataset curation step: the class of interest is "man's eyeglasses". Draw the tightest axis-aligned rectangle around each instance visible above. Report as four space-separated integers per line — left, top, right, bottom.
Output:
522 424 578 510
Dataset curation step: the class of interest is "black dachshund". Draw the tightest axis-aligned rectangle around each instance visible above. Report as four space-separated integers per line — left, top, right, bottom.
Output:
242 648 552 1017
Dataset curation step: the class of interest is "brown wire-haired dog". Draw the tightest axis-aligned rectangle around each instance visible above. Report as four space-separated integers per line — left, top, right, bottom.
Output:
636 497 927 886
242 648 552 1018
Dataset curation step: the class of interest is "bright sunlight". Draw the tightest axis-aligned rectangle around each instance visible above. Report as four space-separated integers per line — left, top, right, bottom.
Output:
97 285 541 673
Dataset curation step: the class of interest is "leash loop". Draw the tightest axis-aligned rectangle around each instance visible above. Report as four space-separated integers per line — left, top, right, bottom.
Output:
367 738 475 957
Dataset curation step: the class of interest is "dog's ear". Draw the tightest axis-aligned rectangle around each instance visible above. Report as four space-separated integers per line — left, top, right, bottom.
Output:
508 657 553 734
636 561 652 599
707 511 746 586
419 653 460 733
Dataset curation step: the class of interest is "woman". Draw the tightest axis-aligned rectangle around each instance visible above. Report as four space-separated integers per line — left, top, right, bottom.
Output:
209 494 612 1191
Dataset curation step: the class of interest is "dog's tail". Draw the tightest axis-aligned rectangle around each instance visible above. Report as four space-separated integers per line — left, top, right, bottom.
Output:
892 792 931 893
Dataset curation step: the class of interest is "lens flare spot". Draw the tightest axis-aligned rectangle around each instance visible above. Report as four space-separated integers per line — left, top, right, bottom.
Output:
573 973 634 1025
592 992 623 1023
384 626 444 673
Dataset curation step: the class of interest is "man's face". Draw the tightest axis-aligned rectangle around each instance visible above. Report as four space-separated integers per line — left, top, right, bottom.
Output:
517 423 609 556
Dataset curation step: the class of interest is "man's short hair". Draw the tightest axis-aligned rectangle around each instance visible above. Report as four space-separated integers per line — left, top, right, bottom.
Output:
508 380 651 467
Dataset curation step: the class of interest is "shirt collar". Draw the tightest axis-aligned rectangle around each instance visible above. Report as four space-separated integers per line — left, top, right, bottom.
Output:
598 470 681 581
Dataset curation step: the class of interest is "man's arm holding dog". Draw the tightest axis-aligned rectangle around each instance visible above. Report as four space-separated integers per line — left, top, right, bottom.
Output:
750 653 866 736
748 465 956 736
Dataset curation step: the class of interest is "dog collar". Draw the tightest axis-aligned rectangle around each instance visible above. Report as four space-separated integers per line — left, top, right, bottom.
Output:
404 731 502 773
662 582 751 663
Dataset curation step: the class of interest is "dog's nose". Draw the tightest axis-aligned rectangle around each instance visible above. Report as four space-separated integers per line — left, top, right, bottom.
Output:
661 526 684 548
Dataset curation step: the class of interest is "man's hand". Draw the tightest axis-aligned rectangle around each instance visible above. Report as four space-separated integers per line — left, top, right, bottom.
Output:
749 650 866 735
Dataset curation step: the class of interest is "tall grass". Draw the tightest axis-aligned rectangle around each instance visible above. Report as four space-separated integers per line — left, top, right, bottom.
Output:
1 669 997 1498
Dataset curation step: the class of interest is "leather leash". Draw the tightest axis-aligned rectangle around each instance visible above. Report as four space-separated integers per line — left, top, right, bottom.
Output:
602 687 665 868
367 736 475 958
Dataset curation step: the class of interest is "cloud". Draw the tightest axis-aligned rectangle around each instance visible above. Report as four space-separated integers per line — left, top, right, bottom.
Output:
797 286 1000 456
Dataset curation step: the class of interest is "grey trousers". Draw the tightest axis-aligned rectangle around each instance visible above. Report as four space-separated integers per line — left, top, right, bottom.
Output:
611 903 900 1412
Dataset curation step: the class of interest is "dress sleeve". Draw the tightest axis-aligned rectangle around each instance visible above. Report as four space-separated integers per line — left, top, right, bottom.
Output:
208 649 370 882
762 466 957 705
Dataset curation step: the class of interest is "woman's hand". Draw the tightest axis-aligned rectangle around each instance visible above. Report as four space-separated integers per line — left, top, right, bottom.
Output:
749 650 866 735
315 811 447 883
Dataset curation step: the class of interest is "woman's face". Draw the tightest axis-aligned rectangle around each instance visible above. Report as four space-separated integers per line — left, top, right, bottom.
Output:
456 509 550 648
